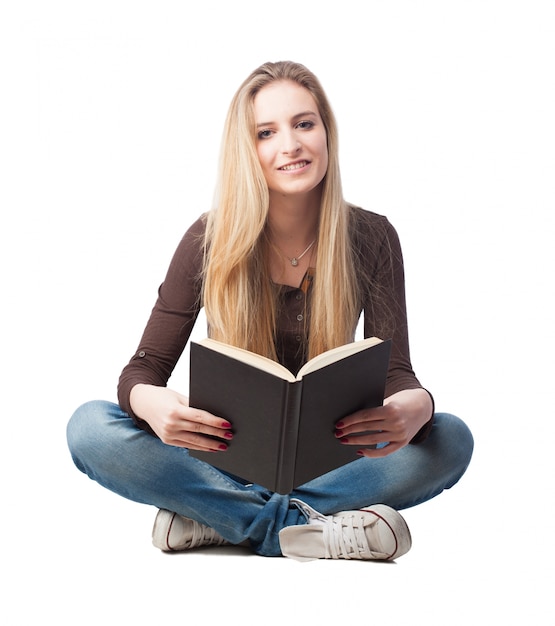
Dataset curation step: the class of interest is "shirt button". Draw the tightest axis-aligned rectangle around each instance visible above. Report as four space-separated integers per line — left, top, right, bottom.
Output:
296 314 303 321
295 335 302 342
295 293 303 301
138 351 146 358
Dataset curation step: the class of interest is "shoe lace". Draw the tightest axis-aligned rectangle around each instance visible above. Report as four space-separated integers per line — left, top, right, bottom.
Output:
323 512 389 560
187 519 228 549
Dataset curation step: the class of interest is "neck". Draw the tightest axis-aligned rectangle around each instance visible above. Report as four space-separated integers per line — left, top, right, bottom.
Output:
267 189 321 245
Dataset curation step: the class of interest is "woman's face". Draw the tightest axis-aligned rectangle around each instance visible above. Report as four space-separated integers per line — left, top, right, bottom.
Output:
253 80 328 201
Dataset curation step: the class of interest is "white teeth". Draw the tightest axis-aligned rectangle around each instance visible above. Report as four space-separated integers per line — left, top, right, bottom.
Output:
280 161 308 171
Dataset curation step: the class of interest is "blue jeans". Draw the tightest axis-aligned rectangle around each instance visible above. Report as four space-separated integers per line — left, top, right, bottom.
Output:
66 400 473 556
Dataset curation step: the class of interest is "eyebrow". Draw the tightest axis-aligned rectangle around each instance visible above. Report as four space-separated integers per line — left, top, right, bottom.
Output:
256 110 318 128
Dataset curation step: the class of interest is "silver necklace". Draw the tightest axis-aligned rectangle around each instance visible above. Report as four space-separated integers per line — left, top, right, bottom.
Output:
284 239 316 266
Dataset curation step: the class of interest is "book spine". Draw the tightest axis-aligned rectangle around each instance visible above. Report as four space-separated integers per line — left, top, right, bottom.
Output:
275 380 303 494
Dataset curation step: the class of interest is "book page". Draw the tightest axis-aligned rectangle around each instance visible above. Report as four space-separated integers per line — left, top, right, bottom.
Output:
197 338 296 382
296 337 383 378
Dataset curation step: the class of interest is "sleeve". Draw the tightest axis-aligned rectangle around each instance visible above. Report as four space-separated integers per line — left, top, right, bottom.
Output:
356 209 434 443
117 216 206 427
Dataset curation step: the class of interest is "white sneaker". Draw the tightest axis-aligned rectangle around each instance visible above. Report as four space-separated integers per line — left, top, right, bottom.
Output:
279 499 412 561
152 509 229 552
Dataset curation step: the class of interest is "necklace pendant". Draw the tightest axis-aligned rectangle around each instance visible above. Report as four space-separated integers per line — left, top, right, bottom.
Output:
291 258 299 267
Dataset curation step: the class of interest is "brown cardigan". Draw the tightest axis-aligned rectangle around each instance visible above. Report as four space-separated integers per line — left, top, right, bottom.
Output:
117 205 433 443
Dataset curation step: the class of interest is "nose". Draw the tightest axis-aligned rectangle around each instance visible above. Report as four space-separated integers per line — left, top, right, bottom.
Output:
281 130 301 155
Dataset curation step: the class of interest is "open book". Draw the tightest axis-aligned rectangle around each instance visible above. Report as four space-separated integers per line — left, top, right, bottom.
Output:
188 336 391 494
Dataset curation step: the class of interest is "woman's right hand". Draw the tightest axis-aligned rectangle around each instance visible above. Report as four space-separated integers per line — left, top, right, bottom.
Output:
129 383 233 451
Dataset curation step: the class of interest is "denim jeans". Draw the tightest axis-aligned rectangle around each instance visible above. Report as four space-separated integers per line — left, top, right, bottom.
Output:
67 400 473 556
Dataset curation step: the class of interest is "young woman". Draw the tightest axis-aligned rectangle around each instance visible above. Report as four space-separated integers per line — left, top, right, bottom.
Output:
67 61 473 561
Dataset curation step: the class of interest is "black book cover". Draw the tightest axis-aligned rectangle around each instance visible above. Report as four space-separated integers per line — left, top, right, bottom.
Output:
189 338 391 493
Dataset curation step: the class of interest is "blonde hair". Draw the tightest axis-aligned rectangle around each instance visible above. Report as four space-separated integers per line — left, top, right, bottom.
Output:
203 61 359 361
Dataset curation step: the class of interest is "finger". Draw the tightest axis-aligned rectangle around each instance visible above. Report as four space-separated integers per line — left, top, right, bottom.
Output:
336 431 384 447
165 431 230 452
336 408 385 431
355 441 404 458
183 407 231 430
178 420 234 441
156 412 232 448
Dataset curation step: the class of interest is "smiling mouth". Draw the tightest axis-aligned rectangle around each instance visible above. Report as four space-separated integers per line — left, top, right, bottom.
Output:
279 160 310 171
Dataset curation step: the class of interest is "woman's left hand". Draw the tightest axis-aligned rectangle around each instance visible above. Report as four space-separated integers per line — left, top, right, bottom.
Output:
335 388 433 457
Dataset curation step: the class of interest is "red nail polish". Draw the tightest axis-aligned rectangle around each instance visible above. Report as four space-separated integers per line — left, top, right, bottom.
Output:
340 437 349 444
218 443 228 450
222 421 232 428
223 431 233 439
336 421 344 429
335 429 343 437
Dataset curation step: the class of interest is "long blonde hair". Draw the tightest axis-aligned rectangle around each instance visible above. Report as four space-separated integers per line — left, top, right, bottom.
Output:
202 61 359 361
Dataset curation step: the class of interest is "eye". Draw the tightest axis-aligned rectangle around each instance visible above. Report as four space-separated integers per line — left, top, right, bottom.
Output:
297 120 315 130
257 129 273 140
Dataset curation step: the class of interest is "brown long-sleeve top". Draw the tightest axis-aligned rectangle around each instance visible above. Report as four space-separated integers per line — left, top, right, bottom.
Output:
118 205 434 443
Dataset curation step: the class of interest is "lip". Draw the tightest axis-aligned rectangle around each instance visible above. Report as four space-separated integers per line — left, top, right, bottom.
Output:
277 159 311 172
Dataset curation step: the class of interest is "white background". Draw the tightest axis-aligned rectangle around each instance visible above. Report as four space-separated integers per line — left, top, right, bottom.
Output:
1 1 554 624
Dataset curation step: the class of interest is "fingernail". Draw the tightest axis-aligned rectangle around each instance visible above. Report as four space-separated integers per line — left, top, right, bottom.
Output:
222 421 232 428
218 443 228 450
336 421 344 429
340 437 349 444
223 431 233 439
335 429 343 437
356 450 364 456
